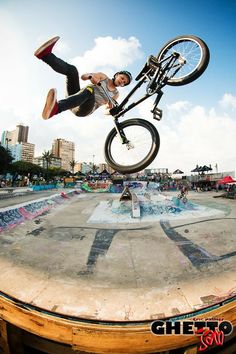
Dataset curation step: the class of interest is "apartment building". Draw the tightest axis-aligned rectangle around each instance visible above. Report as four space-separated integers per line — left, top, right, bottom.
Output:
52 138 75 171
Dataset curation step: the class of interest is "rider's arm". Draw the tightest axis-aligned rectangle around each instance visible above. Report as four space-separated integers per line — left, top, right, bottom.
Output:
110 92 119 107
81 72 108 84
105 92 119 110
113 92 119 101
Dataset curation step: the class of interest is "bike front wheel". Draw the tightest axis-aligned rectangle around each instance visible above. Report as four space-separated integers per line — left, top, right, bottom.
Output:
104 119 160 174
156 35 210 86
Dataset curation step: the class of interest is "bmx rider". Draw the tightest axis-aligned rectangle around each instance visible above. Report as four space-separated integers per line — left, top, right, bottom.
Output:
34 36 133 119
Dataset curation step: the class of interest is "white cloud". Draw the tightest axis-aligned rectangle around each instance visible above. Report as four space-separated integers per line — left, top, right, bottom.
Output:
0 10 31 119
136 96 155 120
166 100 191 112
71 36 143 75
149 103 236 174
122 95 235 174
0 17 235 175
219 93 236 110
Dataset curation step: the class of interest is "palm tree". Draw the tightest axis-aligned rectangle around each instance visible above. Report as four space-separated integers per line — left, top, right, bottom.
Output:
0 145 13 174
70 159 77 175
42 150 54 182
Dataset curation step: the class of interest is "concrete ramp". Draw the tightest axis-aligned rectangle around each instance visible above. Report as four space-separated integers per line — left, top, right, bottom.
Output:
119 186 141 219
0 191 235 353
131 192 140 218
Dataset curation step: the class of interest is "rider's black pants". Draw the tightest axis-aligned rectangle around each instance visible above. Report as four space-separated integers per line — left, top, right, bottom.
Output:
42 53 95 116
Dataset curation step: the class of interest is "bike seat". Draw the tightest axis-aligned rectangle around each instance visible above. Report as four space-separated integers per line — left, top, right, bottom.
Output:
135 55 159 81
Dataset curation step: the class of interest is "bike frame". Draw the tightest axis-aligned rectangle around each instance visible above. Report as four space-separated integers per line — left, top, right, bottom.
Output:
101 52 185 144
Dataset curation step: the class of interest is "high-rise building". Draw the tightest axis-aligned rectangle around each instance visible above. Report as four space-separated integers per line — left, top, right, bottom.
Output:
52 138 75 171
8 143 35 163
1 124 29 146
21 143 35 163
7 144 22 161
1 130 14 147
2 125 34 162
15 124 29 143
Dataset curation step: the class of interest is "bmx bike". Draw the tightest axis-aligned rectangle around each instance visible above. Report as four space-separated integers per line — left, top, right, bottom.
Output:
100 34 210 174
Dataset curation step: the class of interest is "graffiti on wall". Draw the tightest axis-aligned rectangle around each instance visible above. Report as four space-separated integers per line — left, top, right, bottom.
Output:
0 191 79 232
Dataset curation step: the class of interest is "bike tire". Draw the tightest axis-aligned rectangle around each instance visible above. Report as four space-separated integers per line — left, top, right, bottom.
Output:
104 118 160 174
156 35 210 86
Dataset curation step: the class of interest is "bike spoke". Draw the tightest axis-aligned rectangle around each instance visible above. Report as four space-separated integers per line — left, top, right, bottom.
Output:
160 39 203 80
110 125 153 167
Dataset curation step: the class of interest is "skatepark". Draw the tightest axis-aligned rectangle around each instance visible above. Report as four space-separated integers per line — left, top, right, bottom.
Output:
0 184 235 353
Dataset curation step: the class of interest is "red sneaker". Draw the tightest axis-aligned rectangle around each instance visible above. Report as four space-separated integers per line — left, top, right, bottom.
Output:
42 88 59 120
34 36 60 59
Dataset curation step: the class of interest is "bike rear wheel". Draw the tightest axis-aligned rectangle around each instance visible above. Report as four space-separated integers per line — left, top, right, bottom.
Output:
156 35 210 86
104 119 160 174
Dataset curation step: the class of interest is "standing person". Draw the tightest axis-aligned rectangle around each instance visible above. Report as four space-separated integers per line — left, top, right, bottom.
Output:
34 36 132 119
181 185 188 196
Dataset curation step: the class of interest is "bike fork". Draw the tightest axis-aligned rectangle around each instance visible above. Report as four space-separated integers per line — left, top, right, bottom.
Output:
113 118 129 144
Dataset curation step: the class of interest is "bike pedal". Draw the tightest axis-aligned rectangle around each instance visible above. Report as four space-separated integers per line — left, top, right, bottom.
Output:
152 107 163 121
153 114 162 121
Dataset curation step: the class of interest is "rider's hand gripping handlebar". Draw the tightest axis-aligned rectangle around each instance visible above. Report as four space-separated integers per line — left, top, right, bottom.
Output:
88 76 121 116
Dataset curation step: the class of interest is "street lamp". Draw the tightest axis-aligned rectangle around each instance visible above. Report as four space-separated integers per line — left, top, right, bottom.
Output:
92 154 95 175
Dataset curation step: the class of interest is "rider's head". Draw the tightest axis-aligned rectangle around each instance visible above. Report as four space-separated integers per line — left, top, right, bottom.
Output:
113 71 132 87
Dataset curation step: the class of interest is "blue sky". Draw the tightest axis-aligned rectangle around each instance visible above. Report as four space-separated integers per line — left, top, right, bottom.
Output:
0 0 236 174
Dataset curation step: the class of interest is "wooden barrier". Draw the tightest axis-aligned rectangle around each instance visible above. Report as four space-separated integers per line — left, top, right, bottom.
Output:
0 293 235 353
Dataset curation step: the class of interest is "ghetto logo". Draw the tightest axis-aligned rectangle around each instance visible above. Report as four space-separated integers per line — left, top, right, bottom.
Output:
151 320 233 336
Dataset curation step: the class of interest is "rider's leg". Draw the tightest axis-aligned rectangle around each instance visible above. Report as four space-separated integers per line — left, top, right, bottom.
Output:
34 36 60 59
42 87 95 120
35 37 80 96
41 53 80 96
35 37 95 118
59 87 95 115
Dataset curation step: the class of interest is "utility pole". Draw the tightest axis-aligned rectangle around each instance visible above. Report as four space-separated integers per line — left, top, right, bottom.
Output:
93 154 95 175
